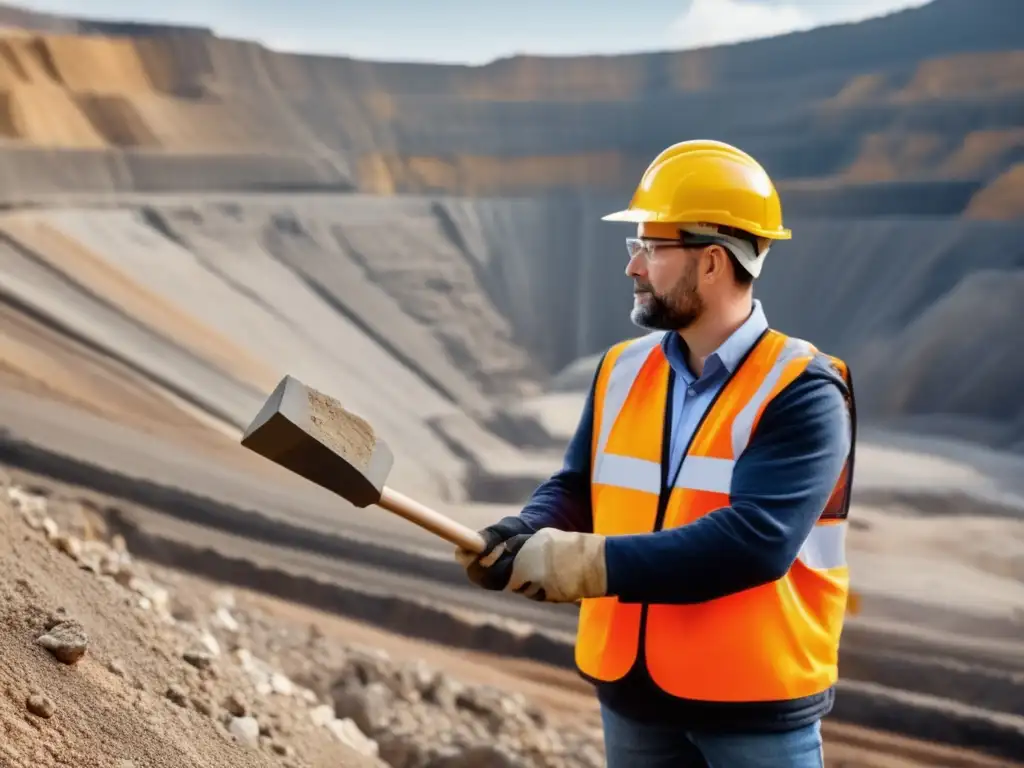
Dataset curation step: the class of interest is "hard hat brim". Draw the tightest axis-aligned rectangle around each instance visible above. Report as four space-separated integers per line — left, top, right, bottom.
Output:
600 208 650 222
601 207 792 240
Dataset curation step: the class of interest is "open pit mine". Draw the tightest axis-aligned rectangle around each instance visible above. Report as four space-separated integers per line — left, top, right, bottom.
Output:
0 0 1022 765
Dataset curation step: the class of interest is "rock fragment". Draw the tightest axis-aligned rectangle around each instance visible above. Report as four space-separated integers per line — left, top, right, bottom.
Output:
224 691 247 717
26 692 55 718
332 681 390 735
270 672 293 695
53 534 82 561
326 717 378 758
228 715 261 748
36 619 89 664
309 703 334 727
183 648 214 670
271 742 292 756
166 685 189 708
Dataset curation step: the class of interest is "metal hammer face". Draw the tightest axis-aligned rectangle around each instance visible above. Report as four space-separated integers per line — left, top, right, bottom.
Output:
240 375 394 508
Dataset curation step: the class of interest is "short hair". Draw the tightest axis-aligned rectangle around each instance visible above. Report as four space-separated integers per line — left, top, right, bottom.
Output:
715 225 759 286
726 249 755 286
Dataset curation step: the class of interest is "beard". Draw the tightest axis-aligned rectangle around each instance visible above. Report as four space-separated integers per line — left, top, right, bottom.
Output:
630 267 704 331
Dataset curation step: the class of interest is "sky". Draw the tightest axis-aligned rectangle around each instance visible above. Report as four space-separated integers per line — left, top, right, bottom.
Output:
17 0 934 64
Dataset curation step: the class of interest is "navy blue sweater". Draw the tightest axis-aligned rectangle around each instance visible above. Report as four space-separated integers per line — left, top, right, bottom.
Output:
517 347 853 731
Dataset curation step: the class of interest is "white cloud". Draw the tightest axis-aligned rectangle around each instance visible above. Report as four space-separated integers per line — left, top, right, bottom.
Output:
669 0 814 49
669 0 933 50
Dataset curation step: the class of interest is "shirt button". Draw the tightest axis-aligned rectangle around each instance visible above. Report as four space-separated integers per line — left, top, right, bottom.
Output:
687 387 697 397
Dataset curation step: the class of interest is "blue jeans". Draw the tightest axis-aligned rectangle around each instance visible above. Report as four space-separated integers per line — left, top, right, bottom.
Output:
601 705 825 768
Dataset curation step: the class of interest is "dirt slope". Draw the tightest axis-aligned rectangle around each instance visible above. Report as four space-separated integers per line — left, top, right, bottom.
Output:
2 469 1021 768
0 476 607 768
0 477 383 768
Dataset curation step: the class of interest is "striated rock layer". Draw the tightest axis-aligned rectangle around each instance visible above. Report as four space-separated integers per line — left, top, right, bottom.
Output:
0 0 1020 462
0 0 1017 211
9 197 1024 453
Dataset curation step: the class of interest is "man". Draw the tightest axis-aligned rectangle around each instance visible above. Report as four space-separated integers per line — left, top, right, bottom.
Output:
455 139 856 767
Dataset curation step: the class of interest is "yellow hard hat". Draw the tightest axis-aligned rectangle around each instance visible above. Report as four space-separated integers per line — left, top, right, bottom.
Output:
602 139 791 241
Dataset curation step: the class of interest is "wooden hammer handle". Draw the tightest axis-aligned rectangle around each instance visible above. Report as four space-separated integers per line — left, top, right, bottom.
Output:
378 487 487 554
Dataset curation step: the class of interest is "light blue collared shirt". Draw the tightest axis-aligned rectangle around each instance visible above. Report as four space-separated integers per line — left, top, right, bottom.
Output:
661 299 769 483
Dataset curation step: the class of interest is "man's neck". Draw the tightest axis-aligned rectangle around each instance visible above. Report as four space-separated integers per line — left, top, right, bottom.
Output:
678 297 754 377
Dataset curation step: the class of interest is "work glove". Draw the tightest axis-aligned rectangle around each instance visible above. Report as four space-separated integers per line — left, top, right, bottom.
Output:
454 516 534 591
504 528 608 604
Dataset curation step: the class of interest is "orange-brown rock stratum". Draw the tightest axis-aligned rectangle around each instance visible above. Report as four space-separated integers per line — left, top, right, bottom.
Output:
0 0 1018 212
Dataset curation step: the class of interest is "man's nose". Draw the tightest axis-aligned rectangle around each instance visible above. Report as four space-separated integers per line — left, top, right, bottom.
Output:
625 252 646 278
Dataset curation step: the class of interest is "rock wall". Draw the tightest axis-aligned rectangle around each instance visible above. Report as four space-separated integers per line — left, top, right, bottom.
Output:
529 209 1024 451
0 0 1019 210
0 0 1020 453
5 195 1024 456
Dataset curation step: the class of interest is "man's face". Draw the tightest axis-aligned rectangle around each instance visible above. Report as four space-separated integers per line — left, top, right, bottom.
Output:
625 222 705 331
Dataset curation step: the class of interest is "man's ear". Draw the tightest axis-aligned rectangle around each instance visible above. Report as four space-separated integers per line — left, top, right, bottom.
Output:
703 244 729 281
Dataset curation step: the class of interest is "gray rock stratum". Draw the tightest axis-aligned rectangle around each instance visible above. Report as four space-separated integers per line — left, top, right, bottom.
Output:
4 195 1024 463
0 0 1020 455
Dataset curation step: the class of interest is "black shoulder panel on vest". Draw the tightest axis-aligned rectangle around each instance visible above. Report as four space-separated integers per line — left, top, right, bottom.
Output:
804 353 857 523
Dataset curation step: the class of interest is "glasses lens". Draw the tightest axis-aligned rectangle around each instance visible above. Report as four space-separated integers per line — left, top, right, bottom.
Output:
625 238 648 260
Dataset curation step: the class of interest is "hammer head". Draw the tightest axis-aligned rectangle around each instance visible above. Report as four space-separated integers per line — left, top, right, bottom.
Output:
240 375 393 508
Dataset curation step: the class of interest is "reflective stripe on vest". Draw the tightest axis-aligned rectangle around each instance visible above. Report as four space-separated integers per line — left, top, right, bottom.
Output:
576 328 853 703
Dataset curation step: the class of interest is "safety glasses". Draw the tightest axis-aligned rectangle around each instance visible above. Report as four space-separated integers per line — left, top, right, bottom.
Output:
625 231 734 261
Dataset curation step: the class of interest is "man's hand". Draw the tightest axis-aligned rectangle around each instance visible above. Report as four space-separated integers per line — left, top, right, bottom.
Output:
504 528 608 603
454 516 533 590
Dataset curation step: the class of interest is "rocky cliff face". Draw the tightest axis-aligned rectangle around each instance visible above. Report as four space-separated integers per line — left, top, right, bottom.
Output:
0 0 1021 457
0 0 1020 208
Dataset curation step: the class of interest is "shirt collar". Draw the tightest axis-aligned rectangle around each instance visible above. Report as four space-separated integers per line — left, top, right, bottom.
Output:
661 299 769 384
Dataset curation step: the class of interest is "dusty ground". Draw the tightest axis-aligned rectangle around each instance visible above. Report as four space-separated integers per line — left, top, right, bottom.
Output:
0 477 383 768
0 474 606 768
1 471 1019 768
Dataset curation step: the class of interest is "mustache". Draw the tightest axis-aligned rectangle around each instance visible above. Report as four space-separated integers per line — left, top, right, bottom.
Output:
633 280 654 293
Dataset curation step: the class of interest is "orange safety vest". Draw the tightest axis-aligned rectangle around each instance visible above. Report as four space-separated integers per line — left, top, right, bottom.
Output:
576 327 854 703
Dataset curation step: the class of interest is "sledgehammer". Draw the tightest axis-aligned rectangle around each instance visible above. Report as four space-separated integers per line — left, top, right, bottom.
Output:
239 375 487 554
